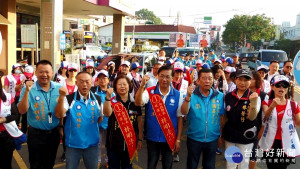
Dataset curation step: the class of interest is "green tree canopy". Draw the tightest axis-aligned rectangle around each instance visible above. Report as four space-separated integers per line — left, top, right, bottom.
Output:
222 14 274 47
135 8 163 25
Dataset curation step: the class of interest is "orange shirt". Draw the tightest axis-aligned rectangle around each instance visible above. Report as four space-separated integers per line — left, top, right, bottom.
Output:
200 39 208 47
177 39 185 47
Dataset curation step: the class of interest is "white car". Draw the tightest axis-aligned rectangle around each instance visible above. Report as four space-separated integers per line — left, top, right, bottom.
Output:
85 46 107 59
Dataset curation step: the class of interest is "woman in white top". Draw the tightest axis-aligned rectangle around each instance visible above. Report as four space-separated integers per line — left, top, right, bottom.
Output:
54 61 68 85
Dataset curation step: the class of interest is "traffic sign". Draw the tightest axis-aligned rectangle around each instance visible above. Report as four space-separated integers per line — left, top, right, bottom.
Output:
60 33 66 50
204 16 212 24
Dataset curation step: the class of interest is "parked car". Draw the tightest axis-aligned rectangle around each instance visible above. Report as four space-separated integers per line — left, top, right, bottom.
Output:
86 45 107 59
248 49 288 70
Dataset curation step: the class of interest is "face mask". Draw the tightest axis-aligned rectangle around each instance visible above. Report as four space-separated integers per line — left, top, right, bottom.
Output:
15 70 22 74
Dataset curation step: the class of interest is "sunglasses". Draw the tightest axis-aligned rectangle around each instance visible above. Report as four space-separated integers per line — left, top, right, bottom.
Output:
69 69 77 72
275 82 289 88
285 66 293 69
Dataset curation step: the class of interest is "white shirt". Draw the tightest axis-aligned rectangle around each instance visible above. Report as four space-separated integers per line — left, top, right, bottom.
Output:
145 72 158 88
141 86 184 117
266 72 279 82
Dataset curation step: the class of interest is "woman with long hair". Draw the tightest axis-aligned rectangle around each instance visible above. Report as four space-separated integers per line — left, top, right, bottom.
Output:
54 61 68 84
103 74 143 169
248 71 268 169
0 71 20 169
212 65 228 93
259 75 300 169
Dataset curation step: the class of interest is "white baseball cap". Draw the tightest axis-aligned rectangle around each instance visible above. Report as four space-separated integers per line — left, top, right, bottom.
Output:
121 61 130 67
86 59 94 68
224 66 236 73
97 70 109 77
174 62 184 71
68 63 78 71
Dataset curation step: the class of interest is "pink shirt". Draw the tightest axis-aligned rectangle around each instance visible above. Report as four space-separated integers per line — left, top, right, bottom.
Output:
4 74 22 97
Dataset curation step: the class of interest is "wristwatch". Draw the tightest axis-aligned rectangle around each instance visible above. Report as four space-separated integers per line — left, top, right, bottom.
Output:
184 97 191 102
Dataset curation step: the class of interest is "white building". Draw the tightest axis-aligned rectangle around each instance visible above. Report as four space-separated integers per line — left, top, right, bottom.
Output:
282 13 300 41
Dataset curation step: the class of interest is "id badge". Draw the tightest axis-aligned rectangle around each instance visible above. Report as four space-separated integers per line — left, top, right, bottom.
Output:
48 113 52 124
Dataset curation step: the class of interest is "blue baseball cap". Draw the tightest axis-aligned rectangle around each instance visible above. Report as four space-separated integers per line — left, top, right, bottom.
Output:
210 49 214 52
204 53 208 56
131 62 142 69
225 57 233 64
202 63 210 69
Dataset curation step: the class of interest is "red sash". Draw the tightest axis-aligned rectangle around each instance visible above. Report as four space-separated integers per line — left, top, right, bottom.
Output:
111 97 137 161
148 90 176 151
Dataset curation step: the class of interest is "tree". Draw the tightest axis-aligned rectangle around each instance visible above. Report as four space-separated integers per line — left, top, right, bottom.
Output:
222 14 274 48
275 38 300 59
135 8 163 25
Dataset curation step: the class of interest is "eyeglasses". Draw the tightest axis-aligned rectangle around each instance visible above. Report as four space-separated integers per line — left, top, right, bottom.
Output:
275 82 289 88
69 69 77 72
285 66 293 69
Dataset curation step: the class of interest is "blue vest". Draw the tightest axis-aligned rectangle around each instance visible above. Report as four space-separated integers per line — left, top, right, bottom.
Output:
186 87 224 142
94 86 114 130
146 85 180 142
19 81 61 130
65 92 101 149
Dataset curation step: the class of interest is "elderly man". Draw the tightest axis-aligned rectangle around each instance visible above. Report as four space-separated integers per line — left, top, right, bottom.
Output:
135 66 184 169
181 68 225 169
55 72 103 169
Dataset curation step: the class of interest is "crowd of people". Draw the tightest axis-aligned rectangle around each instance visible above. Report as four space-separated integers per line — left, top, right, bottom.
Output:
0 48 300 169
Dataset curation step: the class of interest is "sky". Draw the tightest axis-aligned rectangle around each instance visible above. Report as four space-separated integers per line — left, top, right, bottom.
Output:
133 0 300 29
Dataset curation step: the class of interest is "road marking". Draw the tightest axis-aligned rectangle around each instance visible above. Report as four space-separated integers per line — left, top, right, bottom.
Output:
295 86 300 94
13 150 28 169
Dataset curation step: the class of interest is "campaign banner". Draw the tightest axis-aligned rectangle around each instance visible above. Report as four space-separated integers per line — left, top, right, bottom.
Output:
189 34 200 47
199 34 210 48
169 33 186 47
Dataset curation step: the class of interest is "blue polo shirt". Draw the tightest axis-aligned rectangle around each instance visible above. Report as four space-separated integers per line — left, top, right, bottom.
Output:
19 81 62 130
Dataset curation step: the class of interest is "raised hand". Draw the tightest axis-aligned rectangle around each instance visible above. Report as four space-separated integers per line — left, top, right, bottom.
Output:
25 80 34 92
106 88 114 98
141 75 150 86
59 86 68 97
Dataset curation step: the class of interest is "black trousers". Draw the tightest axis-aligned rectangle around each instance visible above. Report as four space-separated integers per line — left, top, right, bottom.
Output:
27 126 60 169
0 131 15 169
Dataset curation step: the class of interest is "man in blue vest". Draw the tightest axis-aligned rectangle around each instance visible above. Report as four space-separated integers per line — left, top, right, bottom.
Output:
135 65 184 169
91 70 114 168
55 71 103 169
18 60 67 169
181 68 225 169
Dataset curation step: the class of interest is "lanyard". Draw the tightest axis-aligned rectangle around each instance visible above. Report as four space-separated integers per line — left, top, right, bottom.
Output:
41 90 52 111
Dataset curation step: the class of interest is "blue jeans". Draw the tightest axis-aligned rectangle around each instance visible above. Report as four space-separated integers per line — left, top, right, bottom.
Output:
107 148 132 169
147 140 172 169
66 146 98 169
186 137 218 169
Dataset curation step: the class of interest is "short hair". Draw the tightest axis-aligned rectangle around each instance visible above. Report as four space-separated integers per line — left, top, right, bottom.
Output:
251 71 262 89
157 65 174 76
76 71 92 79
113 74 133 94
159 49 165 53
198 68 213 78
270 60 279 65
36 60 53 69
283 60 292 66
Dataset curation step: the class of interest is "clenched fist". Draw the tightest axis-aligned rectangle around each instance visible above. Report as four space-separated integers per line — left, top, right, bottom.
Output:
141 75 150 86
271 97 281 107
59 86 68 97
249 92 258 102
187 85 194 97
106 88 114 98
25 80 34 92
